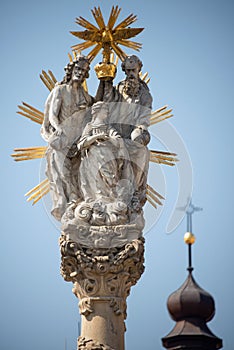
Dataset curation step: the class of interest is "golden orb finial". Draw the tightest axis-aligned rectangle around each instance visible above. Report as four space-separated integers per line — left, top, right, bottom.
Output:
184 232 196 245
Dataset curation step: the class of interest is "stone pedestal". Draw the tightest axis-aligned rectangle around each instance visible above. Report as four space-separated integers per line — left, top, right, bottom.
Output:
60 235 145 350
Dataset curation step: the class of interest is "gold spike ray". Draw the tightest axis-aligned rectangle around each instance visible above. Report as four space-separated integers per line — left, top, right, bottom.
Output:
48 70 57 84
25 178 49 197
146 194 157 208
151 107 173 119
11 146 47 162
13 147 47 151
18 105 43 120
150 159 175 166
40 70 57 91
150 150 178 166
32 186 50 205
114 13 137 30
107 6 121 30
139 71 150 84
75 16 99 31
147 184 164 200
22 102 44 117
150 105 173 125
116 39 142 51
40 73 53 91
17 102 44 124
71 40 96 53
91 6 106 30
151 154 177 162
68 52 73 62
16 111 41 124
12 156 45 162
150 113 173 126
25 178 50 205
150 150 177 157
153 105 168 114
111 42 127 62
146 184 164 208
87 43 102 62
73 51 78 60
141 72 148 80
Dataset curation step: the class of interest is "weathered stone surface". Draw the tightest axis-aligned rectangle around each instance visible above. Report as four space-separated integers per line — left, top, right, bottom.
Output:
78 336 115 350
60 236 145 349
43 53 151 349
42 55 152 233
41 56 93 221
62 219 145 249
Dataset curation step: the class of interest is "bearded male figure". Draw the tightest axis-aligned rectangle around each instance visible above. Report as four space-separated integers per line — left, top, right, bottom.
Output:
96 55 152 211
41 56 94 220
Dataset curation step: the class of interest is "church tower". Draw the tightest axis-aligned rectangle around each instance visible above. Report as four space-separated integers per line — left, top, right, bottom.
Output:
162 201 223 349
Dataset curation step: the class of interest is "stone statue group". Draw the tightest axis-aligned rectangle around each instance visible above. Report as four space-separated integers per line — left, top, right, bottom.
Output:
41 54 152 237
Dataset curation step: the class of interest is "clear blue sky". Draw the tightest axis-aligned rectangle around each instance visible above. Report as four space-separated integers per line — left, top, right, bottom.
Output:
1 0 234 349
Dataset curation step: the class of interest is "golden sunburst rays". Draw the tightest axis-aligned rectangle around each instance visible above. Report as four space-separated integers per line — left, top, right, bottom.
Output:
150 150 178 166
25 178 50 205
139 71 150 84
107 5 121 29
14 73 49 204
11 146 47 162
17 102 44 125
68 50 80 62
150 105 173 126
40 70 57 91
146 184 164 208
70 5 144 62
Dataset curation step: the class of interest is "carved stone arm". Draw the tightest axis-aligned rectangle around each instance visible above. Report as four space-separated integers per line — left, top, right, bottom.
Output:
95 80 120 103
46 86 62 131
77 134 109 151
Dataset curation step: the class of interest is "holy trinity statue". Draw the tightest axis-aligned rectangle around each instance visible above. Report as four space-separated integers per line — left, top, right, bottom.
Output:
12 6 176 248
40 52 153 247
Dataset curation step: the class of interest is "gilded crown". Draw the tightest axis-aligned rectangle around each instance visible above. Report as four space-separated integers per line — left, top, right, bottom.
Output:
94 62 117 80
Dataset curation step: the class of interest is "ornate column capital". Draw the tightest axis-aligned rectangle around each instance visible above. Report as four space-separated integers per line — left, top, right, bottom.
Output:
60 235 145 349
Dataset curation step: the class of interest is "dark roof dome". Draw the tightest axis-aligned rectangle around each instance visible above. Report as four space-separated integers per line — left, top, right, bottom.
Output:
167 271 215 323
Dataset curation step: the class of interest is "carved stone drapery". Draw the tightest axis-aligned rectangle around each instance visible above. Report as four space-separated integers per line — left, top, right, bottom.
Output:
60 235 145 350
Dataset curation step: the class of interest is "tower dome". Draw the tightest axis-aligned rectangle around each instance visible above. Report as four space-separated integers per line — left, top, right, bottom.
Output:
167 271 215 323
162 269 222 350
162 203 222 349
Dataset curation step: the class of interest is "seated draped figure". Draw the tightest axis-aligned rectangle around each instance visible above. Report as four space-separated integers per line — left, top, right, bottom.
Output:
60 99 150 229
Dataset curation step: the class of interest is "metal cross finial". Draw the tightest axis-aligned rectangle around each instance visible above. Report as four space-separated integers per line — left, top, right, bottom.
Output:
178 198 203 273
186 198 203 233
187 198 202 272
